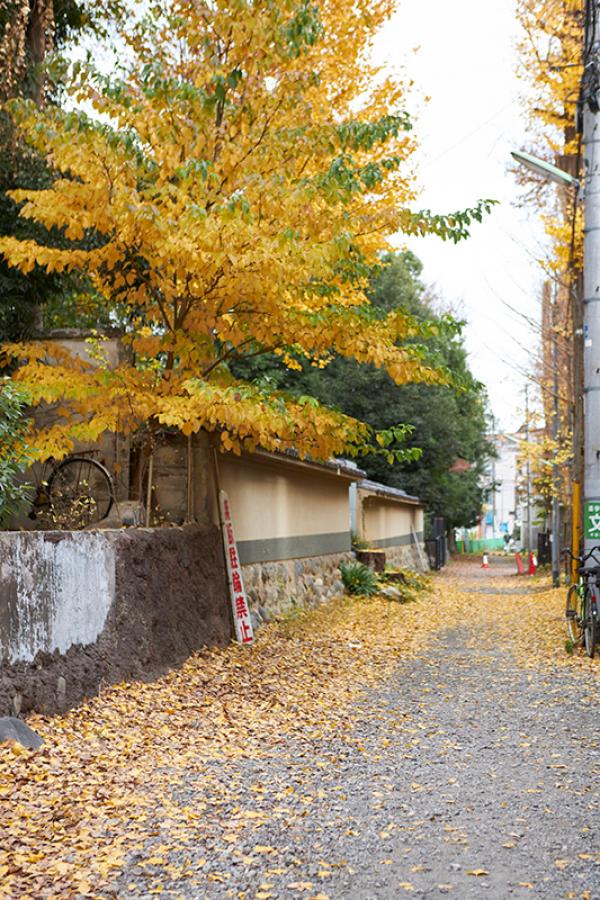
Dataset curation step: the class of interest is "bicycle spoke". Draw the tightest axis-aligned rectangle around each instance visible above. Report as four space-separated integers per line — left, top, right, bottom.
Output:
46 457 114 529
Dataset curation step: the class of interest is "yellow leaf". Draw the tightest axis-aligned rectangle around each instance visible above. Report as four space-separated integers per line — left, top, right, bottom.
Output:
2 741 30 758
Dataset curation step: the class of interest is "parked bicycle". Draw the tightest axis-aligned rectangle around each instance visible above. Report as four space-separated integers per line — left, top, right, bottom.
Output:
29 450 115 529
563 547 600 658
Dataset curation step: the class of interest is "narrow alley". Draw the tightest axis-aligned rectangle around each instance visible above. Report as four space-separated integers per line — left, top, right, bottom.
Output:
1 559 598 899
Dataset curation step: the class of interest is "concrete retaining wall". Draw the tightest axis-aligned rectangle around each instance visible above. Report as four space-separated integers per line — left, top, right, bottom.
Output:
0 526 230 716
0 532 115 664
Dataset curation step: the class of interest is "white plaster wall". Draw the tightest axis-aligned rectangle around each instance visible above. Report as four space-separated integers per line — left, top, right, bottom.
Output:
0 533 115 664
217 454 351 541
359 495 422 545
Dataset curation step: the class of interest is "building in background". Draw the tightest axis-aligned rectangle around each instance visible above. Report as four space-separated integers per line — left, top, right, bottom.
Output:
489 432 520 541
457 431 520 553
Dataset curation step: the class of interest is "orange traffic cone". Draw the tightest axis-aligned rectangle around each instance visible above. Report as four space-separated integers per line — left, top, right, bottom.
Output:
481 553 490 569
515 553 525 575
528 551 537 576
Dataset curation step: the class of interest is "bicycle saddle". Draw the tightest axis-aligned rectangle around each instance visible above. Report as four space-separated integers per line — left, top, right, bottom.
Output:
582 564 600 575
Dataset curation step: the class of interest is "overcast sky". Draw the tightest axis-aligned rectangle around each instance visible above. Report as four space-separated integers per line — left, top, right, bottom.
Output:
374 0 548 431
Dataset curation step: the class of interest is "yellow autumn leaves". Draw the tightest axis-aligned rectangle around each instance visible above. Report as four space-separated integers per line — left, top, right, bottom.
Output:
515 0 583 505
1 564 597 898
0 0 456 461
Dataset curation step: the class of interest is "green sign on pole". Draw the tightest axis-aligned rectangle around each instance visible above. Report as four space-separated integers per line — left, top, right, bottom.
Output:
584 501 600 540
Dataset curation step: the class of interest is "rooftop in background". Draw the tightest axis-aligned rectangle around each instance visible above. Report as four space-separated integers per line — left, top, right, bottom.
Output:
356 479 422 506
252 449 366 481
449 458 473 474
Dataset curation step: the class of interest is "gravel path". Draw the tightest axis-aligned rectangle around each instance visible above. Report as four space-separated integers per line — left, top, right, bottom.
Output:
113 561 599 899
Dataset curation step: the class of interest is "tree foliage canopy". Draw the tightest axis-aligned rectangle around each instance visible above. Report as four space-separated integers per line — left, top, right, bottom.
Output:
515 0 583 514
1 0 494 463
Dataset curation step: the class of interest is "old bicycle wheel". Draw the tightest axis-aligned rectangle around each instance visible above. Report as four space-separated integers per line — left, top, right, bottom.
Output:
46 457 114 528
566 583 584 646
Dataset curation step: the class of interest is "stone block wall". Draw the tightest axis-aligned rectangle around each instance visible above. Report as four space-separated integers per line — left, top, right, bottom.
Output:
241 551 353 619
0 526 230 716
384 542 428 572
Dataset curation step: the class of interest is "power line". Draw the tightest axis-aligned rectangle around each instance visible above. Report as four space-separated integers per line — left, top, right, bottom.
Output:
424 102 514 167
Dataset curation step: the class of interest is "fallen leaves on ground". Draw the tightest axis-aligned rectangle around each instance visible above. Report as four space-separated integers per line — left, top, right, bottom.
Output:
445 564 600 672
0 558 597 897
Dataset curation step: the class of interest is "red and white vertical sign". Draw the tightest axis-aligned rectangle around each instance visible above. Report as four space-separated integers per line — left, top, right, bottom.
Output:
219 490 254 645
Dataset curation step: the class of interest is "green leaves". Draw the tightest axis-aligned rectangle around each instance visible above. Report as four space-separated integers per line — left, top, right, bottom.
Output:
339 561 379 596
316 153 402 199
0 379 33 524
280 0 323 58
335 112 413 151
399 200 498 243
176 159 215 183
233 251 492 529
373 424 421 465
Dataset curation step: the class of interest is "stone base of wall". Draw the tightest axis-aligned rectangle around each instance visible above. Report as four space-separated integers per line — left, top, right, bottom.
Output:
242 551 353 618
384 542 429 573
0 526 230 717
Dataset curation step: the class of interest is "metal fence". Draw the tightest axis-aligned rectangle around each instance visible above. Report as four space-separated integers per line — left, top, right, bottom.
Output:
426 517 447 570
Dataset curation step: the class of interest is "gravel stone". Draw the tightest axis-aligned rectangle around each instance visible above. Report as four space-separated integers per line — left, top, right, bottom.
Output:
111 560 600 899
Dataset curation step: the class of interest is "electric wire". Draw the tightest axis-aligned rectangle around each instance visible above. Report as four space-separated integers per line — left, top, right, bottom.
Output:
426 102 514 167
482 342 570 406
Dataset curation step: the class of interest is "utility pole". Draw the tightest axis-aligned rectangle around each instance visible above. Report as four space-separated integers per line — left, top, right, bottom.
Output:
525 383 533 553
583 0 600 554
491 412 496 538
551 292 561 587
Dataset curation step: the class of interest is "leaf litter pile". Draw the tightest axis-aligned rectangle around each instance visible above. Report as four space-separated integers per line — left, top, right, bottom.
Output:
1 560 598 898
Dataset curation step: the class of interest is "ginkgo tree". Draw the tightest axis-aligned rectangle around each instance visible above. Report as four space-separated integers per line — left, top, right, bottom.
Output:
0 0 493 462
516 0 583 518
